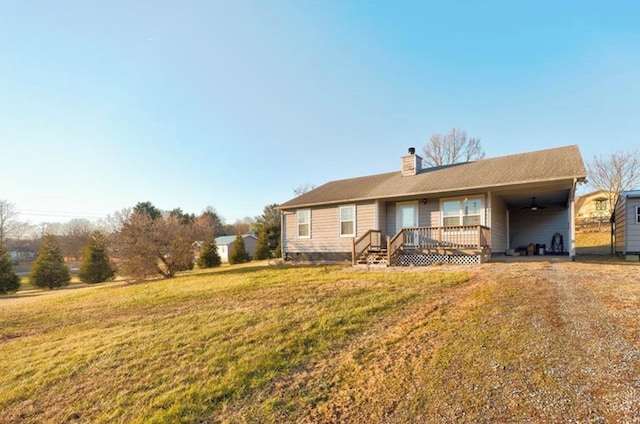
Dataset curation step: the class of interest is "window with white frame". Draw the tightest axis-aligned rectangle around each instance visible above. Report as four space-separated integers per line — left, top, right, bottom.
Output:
636 206 640 224
297 209 310 238
339 205 356 237
441 197 483 227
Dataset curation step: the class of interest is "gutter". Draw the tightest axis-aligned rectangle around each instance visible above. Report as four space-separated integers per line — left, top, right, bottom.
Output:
277 178 585 211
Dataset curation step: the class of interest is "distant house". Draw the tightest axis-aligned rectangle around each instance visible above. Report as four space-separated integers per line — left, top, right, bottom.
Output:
612 190 640 259
575 190 613 228
215 234 258 262
276 145 586 266
8 250 36 264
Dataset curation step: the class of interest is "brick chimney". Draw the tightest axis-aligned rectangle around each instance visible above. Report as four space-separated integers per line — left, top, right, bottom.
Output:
401 147 423 176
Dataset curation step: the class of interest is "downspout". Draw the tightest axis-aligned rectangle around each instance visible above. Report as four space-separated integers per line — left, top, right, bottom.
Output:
486 191 492 251
569 178 577 260
280 211 286 260
610 211 615 255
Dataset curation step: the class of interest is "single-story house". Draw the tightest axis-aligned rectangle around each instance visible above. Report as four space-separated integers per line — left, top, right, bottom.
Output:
215 234 258 262
575 189 613 227
276 145 586 266
612 190 640 259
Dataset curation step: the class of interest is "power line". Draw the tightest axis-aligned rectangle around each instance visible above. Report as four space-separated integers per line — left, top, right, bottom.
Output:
18 209 107 220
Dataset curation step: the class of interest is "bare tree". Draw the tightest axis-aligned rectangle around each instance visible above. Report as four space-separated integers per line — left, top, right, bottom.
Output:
587 149 640 208
293 184 316 196
60 219 95 259
0 200 28 244
99 208 133 235
110 205 212 280
422 128 485 167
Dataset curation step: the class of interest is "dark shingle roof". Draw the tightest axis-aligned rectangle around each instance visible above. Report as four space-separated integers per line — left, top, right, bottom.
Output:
278 145 586 209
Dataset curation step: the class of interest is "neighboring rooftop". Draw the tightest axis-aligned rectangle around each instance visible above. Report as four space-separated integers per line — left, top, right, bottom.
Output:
215 234 256 245
619 190 640 199
278 145 586 209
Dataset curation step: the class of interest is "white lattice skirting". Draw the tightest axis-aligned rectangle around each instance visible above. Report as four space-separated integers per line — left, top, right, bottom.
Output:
394 253 481 266
367 255 388 266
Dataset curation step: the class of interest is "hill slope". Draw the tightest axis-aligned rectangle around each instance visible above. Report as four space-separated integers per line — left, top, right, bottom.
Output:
1 262 639 423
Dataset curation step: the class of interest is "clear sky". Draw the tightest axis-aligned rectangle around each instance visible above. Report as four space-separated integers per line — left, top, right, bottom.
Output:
1 1 639 224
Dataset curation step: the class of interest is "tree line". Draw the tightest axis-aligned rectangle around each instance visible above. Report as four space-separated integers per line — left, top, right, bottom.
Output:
3 129 639 294
0 201 281 294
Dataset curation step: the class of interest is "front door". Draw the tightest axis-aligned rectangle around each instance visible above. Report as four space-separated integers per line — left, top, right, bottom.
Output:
397 201 419 246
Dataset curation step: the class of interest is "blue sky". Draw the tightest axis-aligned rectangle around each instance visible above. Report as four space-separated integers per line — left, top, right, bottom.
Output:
1 1 639 224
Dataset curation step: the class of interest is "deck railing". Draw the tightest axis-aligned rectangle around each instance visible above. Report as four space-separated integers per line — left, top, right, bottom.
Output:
351 229 382 266
387 225 490 265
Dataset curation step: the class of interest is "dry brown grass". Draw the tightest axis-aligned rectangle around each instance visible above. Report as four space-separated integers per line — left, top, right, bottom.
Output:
575 230 611 255
215 262 640 423
2 261 640 423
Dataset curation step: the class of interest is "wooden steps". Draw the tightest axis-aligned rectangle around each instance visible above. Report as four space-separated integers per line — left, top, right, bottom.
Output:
357 248 388 266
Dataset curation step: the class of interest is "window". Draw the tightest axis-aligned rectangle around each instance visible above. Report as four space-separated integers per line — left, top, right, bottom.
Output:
443 201 461 227
441 197 483 227
297 210 310 238
636 206 640 224
339 205 356 237
595 199 608 211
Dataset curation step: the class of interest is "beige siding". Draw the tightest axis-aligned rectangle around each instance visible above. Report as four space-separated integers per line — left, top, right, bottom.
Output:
358 202 376 234
420 199 439 226
377 201 388 239
283 202 376 254
614 197 627 252
429 205 441 226
385 196 473 237
386 203 396 236
491 195 508 253
385 199 437 236
282 211 296 253
627 198 640 252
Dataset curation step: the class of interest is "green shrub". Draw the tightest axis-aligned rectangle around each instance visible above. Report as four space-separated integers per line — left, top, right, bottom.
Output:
229 234 250 265
30 234 70 289
253 229 271 260
0 243 20 294
197 238 221 268
78 231 115 284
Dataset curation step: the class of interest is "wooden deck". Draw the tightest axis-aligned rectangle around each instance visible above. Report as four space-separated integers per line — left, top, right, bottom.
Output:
353 226 491 266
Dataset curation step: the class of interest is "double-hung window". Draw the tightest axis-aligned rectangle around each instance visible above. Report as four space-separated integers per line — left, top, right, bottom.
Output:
339 205 356 237
297 209 310 238
441 197 483 227
636 206 640 224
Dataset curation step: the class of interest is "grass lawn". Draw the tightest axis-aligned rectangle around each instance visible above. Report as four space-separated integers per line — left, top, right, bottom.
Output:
0 264 467 423
575 230 611 255
2 261 639 423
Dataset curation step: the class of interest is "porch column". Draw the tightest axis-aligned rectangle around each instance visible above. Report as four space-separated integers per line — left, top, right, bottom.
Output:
569 178 577 259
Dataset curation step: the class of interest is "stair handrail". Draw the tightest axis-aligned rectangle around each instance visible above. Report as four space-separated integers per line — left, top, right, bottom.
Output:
387 229 405 266
351 229 382 265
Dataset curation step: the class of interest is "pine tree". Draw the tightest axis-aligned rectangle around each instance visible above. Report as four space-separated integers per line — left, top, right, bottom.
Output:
78 231 115 284
197 237 221 268
254 203 281 255
30 234 71 289
0 243 20 294
228 234 250 265
253 228 271 260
